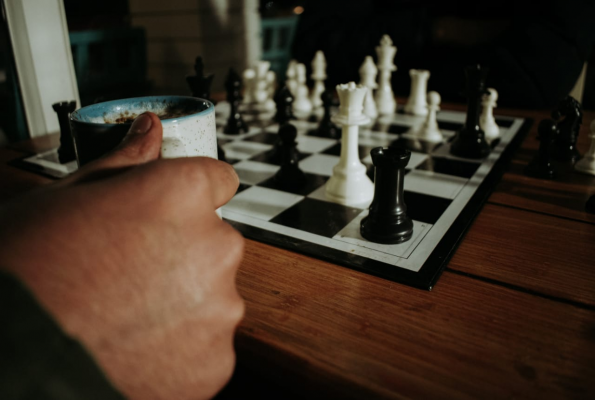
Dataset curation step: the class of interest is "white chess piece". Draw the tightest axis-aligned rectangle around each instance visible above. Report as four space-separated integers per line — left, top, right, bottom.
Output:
575 119 595 176
262 70 276 112
285 59 298 96
404 69 430 116
310 51 326 109
326 82 374 206
252 61 271 108
374 35 397 115
242 68 256 105
359 56 378 119
480 88 500 143
292 63 313 115
414 91 443 143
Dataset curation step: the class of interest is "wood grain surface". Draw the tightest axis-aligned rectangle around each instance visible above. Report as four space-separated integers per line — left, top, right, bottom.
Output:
2 105 594 399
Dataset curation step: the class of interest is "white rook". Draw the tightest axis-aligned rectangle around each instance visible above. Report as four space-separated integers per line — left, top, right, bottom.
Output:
575 119 595 176
326 82 374 206
405 69 430 116
374 35 397 115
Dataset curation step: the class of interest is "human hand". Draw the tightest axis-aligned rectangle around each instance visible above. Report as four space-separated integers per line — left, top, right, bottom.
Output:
0 113 245 399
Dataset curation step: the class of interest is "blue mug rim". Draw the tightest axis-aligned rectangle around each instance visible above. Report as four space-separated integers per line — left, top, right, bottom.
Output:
70 95 214 127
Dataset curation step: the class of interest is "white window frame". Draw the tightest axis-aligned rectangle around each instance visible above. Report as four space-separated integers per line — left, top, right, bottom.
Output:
3 0 79 138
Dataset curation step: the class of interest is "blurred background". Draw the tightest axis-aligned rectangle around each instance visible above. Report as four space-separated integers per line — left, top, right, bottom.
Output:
1 0 593 145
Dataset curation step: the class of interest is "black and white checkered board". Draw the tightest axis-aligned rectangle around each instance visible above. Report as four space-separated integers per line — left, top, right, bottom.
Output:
216 102 532 290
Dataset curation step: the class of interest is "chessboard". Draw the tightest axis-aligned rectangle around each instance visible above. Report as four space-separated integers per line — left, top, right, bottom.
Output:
216 102 532 290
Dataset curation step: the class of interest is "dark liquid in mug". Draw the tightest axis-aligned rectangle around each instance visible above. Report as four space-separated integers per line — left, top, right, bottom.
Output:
105 103 199 124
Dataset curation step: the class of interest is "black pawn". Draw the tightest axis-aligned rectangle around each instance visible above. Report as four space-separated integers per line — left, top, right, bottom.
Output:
361 147 413 244
314 89 340 139
552 96 582 163
274 86 294 125
224 68 248 135
525 119 558 179
450 65 491 159
273 123 306 189
186 56 215 103
52 101 77 164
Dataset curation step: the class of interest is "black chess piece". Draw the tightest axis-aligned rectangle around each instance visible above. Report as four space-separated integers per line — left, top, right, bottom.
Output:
186 56 215 103
525 119 559 179
52 101 77 164
313 89 340 139
552 96 582 163
223 68 248 135
450 65 491 159
586 194 595 214
274 86 294 125
273 123 306 189
361 147 413 244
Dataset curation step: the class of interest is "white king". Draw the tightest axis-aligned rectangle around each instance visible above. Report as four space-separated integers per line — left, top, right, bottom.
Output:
375 34 397 115
326 82 374 206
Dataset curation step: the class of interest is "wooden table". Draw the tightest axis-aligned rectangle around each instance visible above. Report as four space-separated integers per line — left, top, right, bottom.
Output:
2 105 594 399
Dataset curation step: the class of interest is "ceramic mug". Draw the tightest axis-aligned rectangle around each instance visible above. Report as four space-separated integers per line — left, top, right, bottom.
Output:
69 96 217 166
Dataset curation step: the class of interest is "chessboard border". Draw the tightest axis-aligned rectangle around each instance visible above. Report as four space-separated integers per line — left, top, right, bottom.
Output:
226 118 534 290
8 153 67 180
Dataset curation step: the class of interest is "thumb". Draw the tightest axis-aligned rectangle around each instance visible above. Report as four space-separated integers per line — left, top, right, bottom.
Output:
61 112 163 185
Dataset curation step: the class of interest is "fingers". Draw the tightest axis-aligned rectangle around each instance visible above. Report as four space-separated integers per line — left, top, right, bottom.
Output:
120 156 240 210
60 112 163 186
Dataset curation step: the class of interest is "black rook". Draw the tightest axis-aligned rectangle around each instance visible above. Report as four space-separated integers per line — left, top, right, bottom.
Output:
361 147 413 244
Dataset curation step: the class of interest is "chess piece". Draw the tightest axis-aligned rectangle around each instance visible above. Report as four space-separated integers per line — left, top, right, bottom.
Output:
525 119 558 179
374 35 397 116
404 69 430 116
326 82 374 206
292 63 313 115
274 86 294 125
361 147 413 244
480 88 500 143
313 88 340 139
273 123 306 189
186 56 214 103
359 56 379 120
224 68 248 135
552 96 582 163
264 70 277 112
242 68 256 106
285 59 298 95
310 50 327 109
52 101 77 164
450 64 491 159
253 61 272 111
586 194 595 214
413 91 443 143
575 119 595 175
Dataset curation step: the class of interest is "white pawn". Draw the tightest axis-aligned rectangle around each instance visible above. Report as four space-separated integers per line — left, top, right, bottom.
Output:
374 35 397 115
404 69 430 116
480 88 500 143
310 51 327 108
285 59 298 96
292 63 313 115
242 68 256 105
414 91 443 143
575 119 595 176
326 82 374 206
359 56 378 119
252 61 271 108
262 70 276 112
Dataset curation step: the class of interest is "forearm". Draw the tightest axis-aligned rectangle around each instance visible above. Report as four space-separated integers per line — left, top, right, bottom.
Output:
0 271 124 400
